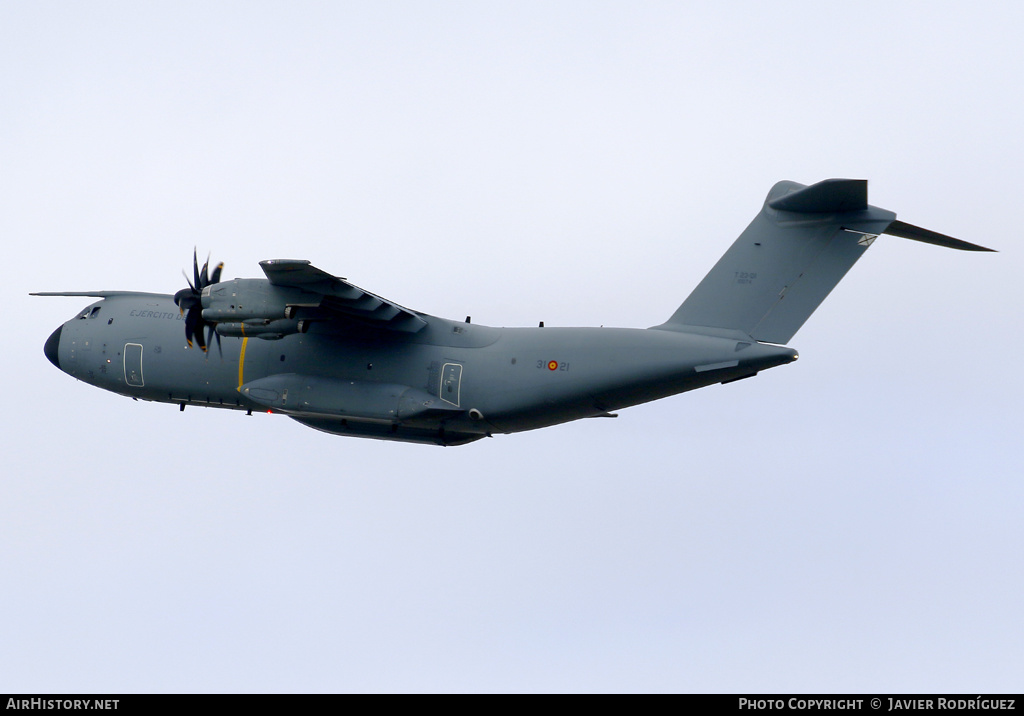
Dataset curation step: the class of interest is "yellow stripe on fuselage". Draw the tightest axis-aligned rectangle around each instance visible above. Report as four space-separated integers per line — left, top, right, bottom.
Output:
238 336 249 390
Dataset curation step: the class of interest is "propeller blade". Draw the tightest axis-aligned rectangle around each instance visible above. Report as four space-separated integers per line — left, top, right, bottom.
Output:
184 305 200 348
192 308 208 352
173 287 191 309
207 323 222 358
179 251 224 352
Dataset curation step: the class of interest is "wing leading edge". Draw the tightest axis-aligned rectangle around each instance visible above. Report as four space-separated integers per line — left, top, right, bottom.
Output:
260 259 428 333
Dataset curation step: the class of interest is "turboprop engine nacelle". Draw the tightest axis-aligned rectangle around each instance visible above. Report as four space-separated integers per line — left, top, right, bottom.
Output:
201 279 320 322
215 317 311 340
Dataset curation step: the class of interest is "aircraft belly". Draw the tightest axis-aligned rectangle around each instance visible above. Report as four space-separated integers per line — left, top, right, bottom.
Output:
290 417 484 446
238 373 457 423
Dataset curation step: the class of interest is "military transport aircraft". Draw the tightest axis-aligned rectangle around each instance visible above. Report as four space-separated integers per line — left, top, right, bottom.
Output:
33 179 992 446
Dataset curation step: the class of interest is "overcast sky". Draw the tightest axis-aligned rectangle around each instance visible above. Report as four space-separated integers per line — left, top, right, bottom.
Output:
2 1 1021 693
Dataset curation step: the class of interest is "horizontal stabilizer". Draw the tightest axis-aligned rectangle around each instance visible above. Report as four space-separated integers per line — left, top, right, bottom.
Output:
884 219 994 252
768 178 867 213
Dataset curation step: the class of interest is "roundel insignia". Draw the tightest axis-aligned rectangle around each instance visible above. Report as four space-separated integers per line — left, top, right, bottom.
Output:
548 360 558 371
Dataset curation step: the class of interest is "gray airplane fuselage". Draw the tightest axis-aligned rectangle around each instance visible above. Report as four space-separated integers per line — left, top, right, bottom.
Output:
45 292 797 445
38 179 992 445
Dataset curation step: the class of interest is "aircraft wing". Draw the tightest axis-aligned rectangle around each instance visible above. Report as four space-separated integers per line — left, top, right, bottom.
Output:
259 259 428 333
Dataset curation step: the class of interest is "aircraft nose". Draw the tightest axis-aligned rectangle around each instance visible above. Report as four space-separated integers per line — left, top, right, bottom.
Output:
44 324 62 369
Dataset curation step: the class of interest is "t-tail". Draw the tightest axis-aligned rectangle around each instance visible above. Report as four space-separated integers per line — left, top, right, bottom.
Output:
654 178 993 344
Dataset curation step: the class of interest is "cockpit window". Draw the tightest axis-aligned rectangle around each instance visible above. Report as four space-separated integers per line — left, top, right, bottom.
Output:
89 307 101 318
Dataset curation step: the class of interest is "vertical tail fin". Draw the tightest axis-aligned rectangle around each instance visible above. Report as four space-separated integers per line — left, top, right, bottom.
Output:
654 178 992 344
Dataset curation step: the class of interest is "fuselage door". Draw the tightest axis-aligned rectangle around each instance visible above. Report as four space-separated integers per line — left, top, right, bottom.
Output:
440 362 462 406
124 342 144 387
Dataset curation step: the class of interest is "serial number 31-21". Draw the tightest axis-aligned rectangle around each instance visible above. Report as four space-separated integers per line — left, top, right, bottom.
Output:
538 360 571 371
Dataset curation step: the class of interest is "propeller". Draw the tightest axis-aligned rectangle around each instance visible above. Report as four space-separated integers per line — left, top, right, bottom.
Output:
173 249 224 353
